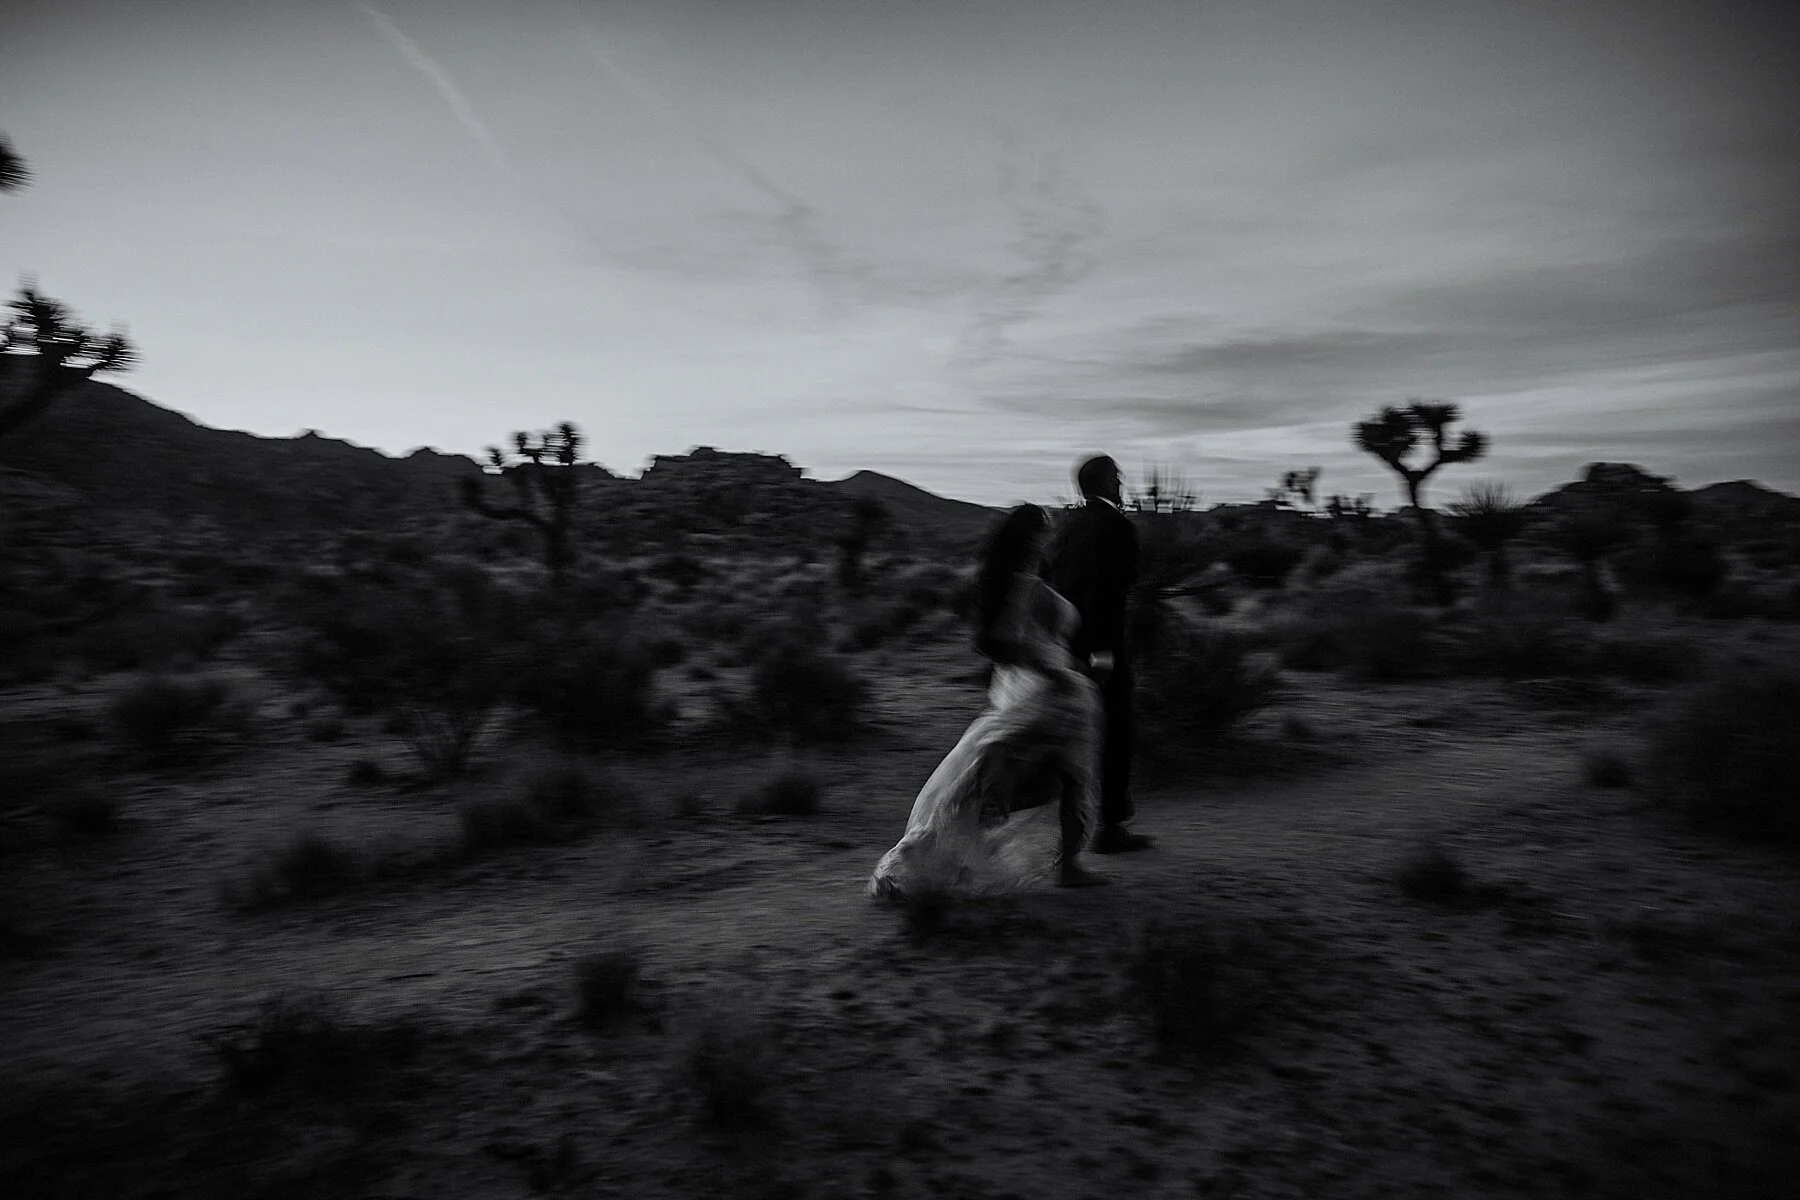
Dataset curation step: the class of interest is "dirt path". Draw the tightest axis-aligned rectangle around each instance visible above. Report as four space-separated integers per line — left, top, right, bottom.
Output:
5 676 1799 1198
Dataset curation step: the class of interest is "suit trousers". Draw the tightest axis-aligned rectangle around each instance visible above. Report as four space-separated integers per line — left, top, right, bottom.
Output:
1098 657 1135 828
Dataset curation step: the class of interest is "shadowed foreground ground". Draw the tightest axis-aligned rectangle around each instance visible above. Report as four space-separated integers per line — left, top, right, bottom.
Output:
2 660 1798 1199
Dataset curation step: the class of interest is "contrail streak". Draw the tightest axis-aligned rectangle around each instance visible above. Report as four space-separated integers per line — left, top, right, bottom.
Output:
356 2 613 260
573 12 893 309
357 3 516 178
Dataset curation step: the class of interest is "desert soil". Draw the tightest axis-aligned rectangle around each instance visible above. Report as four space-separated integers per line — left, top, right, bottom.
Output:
3 635 1799 1199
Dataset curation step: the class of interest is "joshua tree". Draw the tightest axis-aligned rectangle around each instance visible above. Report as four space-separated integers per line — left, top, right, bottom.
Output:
837 496 890 594
1266 466 1322 510
1550 511 1633 621
1353 401 1489 604
0 285 138 441
459 423 585 584
0 134 28 193
1128 465 1201 515
1449 482 1531 589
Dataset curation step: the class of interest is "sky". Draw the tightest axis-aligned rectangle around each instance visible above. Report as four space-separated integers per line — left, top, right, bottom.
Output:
3 0 1796 507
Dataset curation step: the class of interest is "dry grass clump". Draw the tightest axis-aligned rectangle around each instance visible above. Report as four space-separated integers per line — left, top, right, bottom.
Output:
676 1003 783 1129
225 833 368 911
456 759 633 857
75 606 245 673
1127 919 1285 1057
1583 748 1635 788
1270 599 1440 680
1137 622 1282 745
1648 669 1800 844
572 945 648 1029
0 742 118 853
509 627 668 752
107 673 250 767
742 644 869 743
737 764 824 817
202 992 423 1097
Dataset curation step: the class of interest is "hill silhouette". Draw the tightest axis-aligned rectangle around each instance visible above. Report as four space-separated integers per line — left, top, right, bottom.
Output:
0 362 999 553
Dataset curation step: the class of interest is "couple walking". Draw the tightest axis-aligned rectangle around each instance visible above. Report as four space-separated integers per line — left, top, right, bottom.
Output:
868 455 1152 898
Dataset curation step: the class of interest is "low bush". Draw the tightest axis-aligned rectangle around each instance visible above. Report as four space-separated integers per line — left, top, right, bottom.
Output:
346 757 387 787
747 645 868 743
738 765 824 816
510 627 667 751
1127 920 1283 1057
1583 749 1634 789
75 607 244 672
203 993 423 1097
678 1005 781 1129
1137 622 1281 744
226 833 366 911
573 946 647 1029
1271 600 1439 681
108 674 244 766
1395 841 1473 904
1649 670 1800 843
456 760 630 857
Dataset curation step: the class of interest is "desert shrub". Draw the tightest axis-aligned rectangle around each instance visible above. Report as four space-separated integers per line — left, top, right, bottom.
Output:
900 563 963 611
1584 749 1634 788
306 715 346 742
747 644 868 743
203 993 422 1096
107 674 244 766
509 626 667 751
651 553 706 594
678 1005 781 1128
1127 920 1282 1057
573 946 646 1028
1701 580 1800 622
648 633 687 666
1442 604 1592 678
1589 627 1703 684
681 601 753 643
456 760 629 856
226 833 366 911
1394 841 1499 908
346 757 387 787
1137 623 1281 744
842 601 918 652
1223 538 1304 589
75 607 243 672
390 655 508 779
0 742 115 851
738 765 824 816
1271 598 1439 680
1657 536 1726 600
1649 671 1800 843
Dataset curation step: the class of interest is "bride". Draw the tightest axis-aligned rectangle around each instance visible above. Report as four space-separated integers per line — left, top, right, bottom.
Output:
868 503 1107 897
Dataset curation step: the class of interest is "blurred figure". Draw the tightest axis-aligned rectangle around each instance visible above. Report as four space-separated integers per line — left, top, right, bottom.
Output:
1049 455 1151 853
868 503 1107 896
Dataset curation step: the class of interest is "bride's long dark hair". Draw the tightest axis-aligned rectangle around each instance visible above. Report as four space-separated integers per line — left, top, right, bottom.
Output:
973 503 1051 662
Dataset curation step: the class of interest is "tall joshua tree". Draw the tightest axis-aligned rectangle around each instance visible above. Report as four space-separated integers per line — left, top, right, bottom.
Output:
0 285 139 441
460 423 585 584
837 496 890 595
1449 482 1531 589
1353 401 1488 604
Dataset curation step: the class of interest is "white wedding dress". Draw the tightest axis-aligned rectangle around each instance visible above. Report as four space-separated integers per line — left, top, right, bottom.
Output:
867 574 1102 899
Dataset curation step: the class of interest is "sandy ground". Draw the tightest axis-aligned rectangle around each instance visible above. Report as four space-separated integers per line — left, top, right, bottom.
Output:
3 635 1799 1199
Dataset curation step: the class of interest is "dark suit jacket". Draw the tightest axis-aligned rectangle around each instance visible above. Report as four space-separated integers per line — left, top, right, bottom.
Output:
1048 500 1139 663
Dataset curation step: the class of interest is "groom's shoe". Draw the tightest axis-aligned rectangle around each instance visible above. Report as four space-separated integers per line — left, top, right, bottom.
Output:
1092 824 1153 854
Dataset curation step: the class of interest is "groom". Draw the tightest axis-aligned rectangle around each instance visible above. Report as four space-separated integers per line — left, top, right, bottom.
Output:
1050 455 1153 854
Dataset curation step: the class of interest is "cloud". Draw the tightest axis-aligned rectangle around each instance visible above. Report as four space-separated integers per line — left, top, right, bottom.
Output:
953 125 1103 367
572 9 956 313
